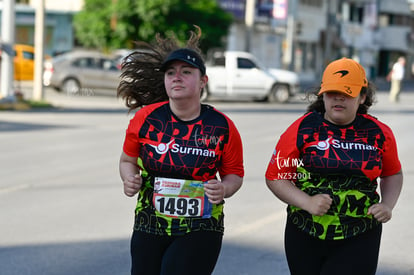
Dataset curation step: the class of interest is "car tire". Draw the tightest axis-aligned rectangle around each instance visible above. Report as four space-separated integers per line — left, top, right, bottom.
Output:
62 78 81 95
268 84 290 103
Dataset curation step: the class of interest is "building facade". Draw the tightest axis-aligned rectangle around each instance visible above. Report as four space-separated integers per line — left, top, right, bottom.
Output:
219 0 414 81
2 0 414 81
0 0 81 56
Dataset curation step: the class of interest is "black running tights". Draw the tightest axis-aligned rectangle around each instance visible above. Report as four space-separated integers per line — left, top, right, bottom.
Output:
130 230 223 275
284 220 382 275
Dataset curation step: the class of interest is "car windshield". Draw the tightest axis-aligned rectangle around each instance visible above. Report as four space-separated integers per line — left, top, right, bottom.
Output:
22 51 34 60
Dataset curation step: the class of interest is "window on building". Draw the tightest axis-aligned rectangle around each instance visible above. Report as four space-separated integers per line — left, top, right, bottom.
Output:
378 14 389 27
349 4 364 23
378 13 412 27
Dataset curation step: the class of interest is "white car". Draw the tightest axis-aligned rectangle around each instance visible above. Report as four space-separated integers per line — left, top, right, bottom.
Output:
204 51 300 103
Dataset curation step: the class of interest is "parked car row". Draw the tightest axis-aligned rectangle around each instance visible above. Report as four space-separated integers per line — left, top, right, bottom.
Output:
40 48 301 101
4 44 302 102
43 50 120 95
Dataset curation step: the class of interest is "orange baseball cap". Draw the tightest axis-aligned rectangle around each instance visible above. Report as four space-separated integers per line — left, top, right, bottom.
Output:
318 58 368 97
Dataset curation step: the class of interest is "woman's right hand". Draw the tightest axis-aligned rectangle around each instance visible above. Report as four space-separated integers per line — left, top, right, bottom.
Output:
123 174 142 197
266 179 333 217
306 194 333 216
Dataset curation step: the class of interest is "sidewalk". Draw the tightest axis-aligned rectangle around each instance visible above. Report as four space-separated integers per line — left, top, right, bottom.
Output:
2 80 414 112
1 80 125 110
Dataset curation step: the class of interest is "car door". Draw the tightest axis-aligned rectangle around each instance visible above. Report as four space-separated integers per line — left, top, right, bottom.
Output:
231 57 271 97
206 56 228 96
99 58 121 90
14 45 35 81
70 57 102 90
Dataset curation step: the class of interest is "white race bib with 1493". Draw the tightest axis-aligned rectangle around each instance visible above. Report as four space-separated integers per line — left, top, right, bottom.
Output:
153 177 212 218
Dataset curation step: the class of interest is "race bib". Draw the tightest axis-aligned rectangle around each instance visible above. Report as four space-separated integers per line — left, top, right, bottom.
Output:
153 177 212 218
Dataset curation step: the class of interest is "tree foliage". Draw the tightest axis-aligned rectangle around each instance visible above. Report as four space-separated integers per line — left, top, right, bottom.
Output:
73 0 233 53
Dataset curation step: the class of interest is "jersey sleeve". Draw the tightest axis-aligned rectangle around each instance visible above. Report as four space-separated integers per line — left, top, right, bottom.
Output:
218 117 244 178
265 116 304 180
122 107 152 158
378 121 402 177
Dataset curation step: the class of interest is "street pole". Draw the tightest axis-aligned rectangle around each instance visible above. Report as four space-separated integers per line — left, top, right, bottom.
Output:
282 0 297 70
282 15 294 70
1 0 16 99
33 0 45 101
324 0 334 65
245 0 255 52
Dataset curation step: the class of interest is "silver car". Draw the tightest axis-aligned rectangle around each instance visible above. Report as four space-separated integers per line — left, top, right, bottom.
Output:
43 50 121 96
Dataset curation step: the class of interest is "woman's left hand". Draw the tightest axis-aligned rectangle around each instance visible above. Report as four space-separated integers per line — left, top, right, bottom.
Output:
368 203 392 223
204 179 225 204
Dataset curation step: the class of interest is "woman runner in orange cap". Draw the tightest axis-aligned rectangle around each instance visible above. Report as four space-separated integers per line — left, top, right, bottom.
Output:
265 58 403 275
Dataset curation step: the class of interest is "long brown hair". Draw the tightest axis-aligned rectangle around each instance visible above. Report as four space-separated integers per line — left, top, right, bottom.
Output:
117 26 204 111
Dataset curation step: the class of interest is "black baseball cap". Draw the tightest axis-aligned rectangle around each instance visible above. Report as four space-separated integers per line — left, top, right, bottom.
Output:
160 48 206 75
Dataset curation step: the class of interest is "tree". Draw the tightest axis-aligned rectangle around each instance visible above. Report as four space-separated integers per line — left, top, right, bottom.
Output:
73 0 233 53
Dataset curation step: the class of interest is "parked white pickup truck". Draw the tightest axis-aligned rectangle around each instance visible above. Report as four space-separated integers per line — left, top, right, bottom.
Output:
203 51 300 103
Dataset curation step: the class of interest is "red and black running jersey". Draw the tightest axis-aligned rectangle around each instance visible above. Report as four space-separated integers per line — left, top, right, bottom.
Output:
265 111 401 240
123 101 244 236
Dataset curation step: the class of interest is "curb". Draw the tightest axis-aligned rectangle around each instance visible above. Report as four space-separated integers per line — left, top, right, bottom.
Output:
0 102 31 111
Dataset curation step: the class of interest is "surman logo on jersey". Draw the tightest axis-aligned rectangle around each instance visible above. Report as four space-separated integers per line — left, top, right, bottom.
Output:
310 137 378 151
150 140 175 154
312 137 332 150
149 140 216 157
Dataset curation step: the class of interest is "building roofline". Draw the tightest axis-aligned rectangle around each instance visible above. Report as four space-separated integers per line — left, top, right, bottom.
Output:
0 3 76 15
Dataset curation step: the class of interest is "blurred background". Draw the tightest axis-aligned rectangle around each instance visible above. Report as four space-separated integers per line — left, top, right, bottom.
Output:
2 2 414 274
2 0 414 100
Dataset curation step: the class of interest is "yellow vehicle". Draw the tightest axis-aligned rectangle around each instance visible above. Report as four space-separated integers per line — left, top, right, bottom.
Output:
13 44 35 80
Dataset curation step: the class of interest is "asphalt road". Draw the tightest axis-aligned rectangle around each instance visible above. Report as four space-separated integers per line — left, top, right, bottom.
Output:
0 87 413 275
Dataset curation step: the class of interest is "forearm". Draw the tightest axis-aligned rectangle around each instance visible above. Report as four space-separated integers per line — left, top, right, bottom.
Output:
119 152 142 197
265 179 310 209
119 152 140 180
120 161 139 179
380 170 403 210
221 174 243 198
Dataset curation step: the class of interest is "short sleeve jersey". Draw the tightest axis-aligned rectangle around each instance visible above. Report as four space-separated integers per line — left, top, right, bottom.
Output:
265 111 401 240
123 101 244 236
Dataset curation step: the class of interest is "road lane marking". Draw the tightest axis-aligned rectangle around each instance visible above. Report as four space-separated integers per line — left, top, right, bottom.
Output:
0 184 31 195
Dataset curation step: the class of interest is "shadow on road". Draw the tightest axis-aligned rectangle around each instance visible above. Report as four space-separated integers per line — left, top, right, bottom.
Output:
0 239 130 275
0 239 286 275
0 238 410 275
0 120 73 132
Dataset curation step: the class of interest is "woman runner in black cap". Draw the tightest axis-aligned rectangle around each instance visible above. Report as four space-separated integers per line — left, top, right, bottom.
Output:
117 26 244 275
